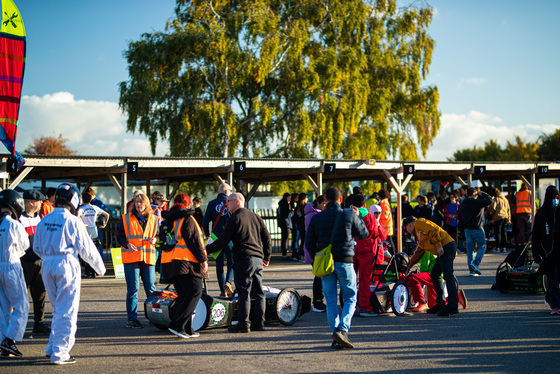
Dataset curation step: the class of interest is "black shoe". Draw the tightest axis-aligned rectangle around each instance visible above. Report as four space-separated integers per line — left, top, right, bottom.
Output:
437 307 459 317
0 338 22 357
228 324 250 333
331 340 344 350
426 304 446 314
333 330 354 349
33 323 51 334
250 323 265 332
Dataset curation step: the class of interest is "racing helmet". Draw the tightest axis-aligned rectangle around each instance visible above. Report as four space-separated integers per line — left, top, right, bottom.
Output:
394 252 410 274
55 183 80 215
0 189 24 219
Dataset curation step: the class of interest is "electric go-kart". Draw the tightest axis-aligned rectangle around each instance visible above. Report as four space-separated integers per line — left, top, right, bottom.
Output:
494 240 546 294
368 242 411 316
145 282 311 331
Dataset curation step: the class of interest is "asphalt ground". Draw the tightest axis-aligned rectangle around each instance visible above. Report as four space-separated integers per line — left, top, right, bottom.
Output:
1 250 559 374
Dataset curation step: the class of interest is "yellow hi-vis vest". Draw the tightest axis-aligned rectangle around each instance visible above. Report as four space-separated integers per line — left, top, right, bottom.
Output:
515 189 532 214
121 213 158 265
161 216 206 264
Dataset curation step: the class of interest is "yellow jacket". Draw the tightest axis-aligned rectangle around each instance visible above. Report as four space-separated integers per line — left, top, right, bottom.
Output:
409 218 454 267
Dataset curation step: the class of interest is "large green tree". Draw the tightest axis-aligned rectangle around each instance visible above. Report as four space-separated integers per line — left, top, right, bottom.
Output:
119 0 440 160
537 129 560 161
451 136 539 162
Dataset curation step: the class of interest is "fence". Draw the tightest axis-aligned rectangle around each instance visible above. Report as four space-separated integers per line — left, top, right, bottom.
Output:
100 208 286 259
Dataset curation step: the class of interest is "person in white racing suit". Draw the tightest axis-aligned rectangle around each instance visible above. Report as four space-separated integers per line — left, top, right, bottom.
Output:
0 190 30 358
34 183 106 365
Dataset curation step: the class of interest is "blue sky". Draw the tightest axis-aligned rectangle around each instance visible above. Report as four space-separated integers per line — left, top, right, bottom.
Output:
13 0 560 160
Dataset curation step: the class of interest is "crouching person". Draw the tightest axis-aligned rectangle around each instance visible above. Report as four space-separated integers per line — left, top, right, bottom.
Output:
34 184 106 365
0 190 29 357
404 216 458 316
160 193 208 339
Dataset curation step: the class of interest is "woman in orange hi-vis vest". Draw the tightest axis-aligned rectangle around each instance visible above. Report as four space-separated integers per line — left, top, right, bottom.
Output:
117 193 158 328
378 189 394 252
160 193 208 339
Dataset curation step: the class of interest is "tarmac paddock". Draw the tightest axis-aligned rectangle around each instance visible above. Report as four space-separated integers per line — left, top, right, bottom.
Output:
1 251 559 373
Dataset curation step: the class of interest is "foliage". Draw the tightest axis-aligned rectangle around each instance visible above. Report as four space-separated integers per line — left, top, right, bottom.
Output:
537 129 560 161
24 134 77 156
119 0 439 160
450 137 538 162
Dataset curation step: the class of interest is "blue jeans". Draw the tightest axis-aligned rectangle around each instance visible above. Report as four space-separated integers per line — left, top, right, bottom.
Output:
216 242 234 293
123 262 156 321
465 228 487 268
321 262 357 334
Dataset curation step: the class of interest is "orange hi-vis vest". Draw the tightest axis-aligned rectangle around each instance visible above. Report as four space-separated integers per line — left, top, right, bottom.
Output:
121 213 158 265
380 198 393 236
161 216 206 264
515 189 532 214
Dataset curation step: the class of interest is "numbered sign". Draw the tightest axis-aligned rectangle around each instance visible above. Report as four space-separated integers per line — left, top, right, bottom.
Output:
474 165 486 176
324 163 336 175
6 158 18 173
127 162 139 175
538 166 549 175
234 161 246 175
403 164 415 176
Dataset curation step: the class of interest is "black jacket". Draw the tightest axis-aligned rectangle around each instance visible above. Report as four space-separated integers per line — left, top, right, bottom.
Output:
458 191 492 230
206 208 271 263
533 185 559 266
160 209 208 280
305 202 369 263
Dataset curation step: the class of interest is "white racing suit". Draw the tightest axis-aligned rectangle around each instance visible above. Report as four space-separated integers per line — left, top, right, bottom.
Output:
0 215 30 343
34 207 106 364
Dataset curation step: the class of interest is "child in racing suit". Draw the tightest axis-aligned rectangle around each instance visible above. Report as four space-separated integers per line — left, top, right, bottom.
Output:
0 190 30 357
34 184 106 365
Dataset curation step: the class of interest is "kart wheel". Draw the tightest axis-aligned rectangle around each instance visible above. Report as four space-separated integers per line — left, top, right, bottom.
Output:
496 261 512 293
192 294 212 331
390 281 409 316
276 288 302 326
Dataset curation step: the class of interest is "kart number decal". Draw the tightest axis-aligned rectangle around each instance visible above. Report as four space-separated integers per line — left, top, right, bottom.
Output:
152 307 163 313
211 302 227 323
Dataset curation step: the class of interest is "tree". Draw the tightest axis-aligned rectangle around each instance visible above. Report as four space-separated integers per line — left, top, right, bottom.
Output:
24 134 77 156
537 129 560 161
119 0 439 160
450 137 538 162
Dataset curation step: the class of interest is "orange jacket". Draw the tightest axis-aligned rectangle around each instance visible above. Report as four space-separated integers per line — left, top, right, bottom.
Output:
161 216 206 264
121 213 158 265
39 199 54 218
515 189 532 214
380 198 393 235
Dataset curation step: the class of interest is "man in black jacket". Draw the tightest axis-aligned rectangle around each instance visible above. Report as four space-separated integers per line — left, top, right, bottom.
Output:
306 187 369 349
206 193 271 333
458 188 492 276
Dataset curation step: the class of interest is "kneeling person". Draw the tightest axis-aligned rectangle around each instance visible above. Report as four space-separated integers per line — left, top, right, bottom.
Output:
404 216 458 316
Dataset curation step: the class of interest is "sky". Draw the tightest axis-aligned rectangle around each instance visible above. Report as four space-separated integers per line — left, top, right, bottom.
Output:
12 0 560 161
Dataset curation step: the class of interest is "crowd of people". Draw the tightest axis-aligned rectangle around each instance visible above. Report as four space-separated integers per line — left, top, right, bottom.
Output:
1 180 558 361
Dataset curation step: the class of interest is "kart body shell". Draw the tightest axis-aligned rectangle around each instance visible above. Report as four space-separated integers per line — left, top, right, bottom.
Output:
144 285 310 331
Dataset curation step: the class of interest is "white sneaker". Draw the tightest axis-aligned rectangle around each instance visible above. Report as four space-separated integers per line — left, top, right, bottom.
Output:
469 272 479 277
189 332 200 338
168 328 190 339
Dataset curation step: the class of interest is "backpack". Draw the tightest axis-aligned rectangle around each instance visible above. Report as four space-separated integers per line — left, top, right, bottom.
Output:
157 217 181 253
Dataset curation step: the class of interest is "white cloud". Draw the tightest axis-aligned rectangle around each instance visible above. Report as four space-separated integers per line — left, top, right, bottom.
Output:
17 92 168 157
458 77 487 88
424 110 560 161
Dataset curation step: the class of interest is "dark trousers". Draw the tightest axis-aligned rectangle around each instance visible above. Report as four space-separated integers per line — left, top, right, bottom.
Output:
280 225 289 256
313 276 324 306
545 262 560 309
21 260 47 325
169 275 203 335
233 256 265 328
516 213 531 244
494 219 508 248
431 241 458 310
444 225 458 244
